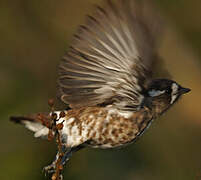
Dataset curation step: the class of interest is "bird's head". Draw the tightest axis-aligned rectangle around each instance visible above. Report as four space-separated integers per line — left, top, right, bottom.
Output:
143 79 191 113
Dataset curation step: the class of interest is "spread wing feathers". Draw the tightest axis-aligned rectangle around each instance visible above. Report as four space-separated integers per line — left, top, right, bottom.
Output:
58 0 160 110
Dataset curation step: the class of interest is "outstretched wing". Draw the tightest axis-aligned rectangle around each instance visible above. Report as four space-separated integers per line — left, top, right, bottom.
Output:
58 0 160 110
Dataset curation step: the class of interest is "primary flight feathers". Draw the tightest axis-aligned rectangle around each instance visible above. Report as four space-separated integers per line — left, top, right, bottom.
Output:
58 0 161 110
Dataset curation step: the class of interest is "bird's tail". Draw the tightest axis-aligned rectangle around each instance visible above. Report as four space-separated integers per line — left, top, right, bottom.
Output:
10 113 50 138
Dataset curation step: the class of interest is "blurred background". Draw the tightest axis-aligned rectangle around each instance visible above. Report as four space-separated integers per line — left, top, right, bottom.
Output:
1 0 201 179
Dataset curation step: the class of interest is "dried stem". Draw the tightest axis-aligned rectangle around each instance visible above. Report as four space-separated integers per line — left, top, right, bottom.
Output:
38 99 66 180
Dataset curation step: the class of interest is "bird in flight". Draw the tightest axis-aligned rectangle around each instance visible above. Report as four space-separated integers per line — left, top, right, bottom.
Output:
10 0 190 178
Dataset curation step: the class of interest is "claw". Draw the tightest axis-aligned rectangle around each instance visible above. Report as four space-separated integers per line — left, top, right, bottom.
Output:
43 163 56 175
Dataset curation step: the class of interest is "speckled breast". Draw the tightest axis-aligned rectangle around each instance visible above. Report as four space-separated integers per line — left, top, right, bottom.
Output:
60 106 153 148
88 107 153 148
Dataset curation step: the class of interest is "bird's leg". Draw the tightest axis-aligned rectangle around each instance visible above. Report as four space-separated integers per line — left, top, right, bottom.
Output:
43 145 84 174
60 145 84 167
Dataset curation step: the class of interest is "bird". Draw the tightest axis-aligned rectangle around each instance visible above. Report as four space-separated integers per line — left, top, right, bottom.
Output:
10 0 191 176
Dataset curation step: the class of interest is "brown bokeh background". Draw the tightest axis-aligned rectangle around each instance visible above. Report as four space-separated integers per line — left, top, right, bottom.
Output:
1 0 201 180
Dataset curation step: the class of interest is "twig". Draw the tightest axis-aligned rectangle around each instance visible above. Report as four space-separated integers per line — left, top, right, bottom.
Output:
38 99 66 180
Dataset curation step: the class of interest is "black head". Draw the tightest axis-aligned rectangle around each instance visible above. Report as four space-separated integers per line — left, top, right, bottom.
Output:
145 79 191 105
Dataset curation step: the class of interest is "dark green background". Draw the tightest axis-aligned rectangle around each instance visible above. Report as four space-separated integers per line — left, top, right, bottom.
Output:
1 0 201 180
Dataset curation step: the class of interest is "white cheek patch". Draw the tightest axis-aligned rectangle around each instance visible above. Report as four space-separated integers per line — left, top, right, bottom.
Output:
148 89 165 97
170 83 179 104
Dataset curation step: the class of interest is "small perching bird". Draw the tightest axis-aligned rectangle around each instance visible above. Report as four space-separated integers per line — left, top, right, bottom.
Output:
10 0 190 178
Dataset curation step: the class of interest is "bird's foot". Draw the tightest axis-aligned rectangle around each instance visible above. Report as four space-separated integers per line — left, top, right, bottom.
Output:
43 162 56 175
43 152 60 176
43 161 64 180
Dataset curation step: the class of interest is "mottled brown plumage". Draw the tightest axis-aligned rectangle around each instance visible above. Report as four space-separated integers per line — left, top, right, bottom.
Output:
63 106 153 148
55 91 171 149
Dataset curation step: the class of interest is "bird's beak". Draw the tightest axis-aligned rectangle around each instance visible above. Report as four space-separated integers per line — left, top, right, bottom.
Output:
179 87 191 95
